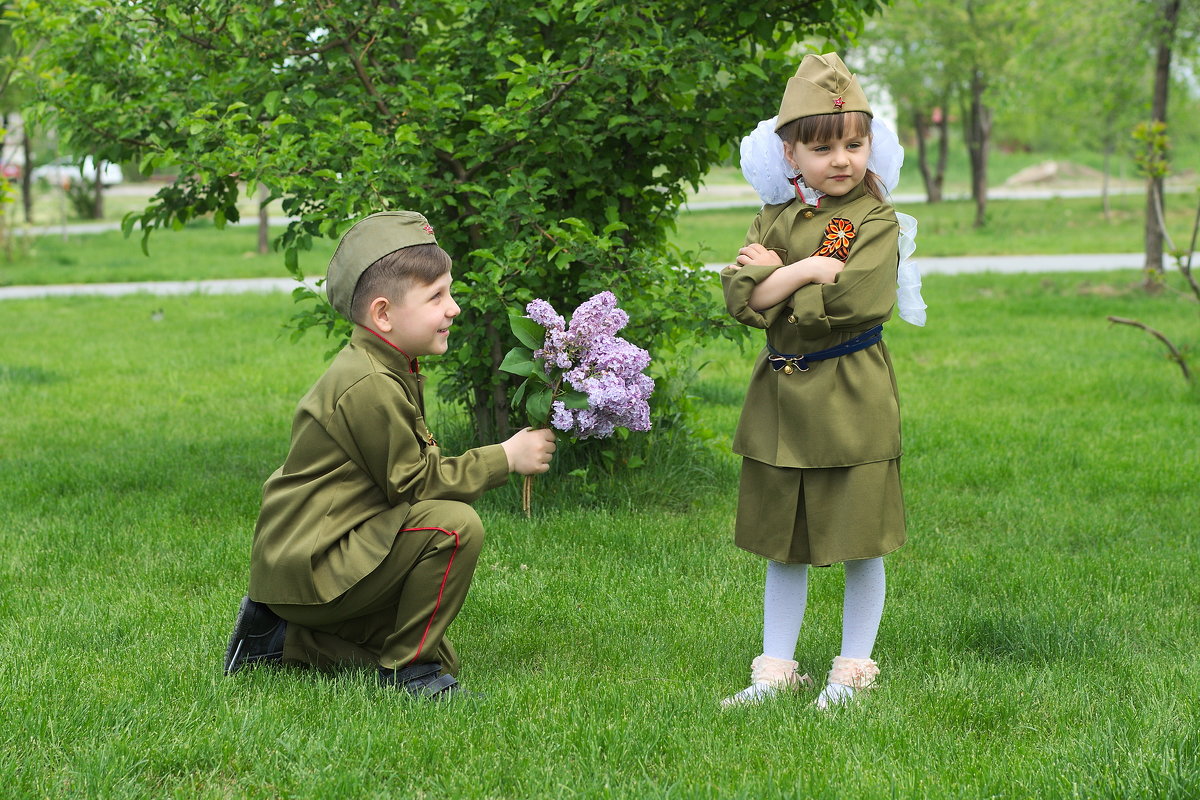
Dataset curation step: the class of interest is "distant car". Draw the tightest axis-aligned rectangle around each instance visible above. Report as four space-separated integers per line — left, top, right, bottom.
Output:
1 163 20 180
31 157 123 187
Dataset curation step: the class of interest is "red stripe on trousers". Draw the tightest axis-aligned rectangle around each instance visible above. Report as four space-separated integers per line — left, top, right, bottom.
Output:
397 526 460 665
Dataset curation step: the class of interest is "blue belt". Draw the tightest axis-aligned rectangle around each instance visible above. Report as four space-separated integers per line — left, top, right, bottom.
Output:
766 325 883 374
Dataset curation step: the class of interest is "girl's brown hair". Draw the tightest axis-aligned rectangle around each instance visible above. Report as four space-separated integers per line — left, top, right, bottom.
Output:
777 110 886 202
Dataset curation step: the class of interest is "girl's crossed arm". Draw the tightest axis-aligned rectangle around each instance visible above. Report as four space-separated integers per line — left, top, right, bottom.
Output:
732 243 846 312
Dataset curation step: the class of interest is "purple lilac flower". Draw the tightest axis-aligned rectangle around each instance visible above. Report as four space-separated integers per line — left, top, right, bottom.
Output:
566 291 629 340
524 293 654 439
525 299 565 331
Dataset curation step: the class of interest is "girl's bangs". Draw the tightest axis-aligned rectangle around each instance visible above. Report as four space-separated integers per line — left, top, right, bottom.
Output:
794 111 872 143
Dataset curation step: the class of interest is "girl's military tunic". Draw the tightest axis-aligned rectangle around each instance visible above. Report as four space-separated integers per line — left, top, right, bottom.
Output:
721 183 906 565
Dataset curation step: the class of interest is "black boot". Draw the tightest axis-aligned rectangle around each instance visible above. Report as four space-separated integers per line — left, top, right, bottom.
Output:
223 596 287 675
378 661 460 699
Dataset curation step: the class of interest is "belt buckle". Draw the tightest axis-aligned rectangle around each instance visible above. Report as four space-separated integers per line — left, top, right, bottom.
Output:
780 355 808 375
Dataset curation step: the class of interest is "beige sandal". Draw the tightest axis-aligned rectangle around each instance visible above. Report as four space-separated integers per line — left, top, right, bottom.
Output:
815 656 879 709
720 654 814 708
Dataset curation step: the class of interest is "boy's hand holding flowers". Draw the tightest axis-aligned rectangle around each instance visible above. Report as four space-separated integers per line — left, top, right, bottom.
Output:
502 427 557 475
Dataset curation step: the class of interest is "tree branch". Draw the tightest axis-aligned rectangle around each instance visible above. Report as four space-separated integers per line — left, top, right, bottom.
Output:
456 52 598 182
537 54 595 114
1150 181 1177 253
342 39 395 124
1182 190 1200 301
1107 316 1192 382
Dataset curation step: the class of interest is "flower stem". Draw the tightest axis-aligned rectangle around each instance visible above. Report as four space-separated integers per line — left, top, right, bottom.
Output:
521 376 562 519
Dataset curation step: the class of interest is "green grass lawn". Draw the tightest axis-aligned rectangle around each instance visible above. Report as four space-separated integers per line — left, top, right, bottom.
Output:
0 221 338 287
4 189 1196 289
674 191 1200 263
1 268 1197 797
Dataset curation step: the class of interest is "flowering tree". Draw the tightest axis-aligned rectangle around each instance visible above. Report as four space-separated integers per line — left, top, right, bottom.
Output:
16 0 886 436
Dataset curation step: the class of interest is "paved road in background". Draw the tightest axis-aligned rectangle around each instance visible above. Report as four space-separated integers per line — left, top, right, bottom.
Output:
0 252 1158 301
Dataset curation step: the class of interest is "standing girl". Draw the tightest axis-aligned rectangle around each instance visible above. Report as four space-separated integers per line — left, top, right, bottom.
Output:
720 52 924 709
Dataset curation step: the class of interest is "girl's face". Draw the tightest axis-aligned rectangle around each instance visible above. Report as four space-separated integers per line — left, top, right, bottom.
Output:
783 130 871 197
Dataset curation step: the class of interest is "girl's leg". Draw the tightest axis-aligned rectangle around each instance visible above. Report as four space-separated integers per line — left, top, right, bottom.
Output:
817 556 886 708
722 561 810 706
763 560 809 659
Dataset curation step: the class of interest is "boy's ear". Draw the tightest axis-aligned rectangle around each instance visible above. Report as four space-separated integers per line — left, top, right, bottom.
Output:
367 296 394 333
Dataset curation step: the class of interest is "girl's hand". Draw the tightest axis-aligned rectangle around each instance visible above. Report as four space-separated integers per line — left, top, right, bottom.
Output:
734 243 783 268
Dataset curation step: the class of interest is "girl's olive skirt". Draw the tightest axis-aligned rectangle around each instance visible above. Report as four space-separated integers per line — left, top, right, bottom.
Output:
735 457 906 565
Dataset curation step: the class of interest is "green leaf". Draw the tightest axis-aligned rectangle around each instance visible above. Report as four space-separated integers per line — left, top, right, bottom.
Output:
284 246 300 277
526 386 553 427
120 211 137 239
561 389 590 410
509 313 546 350
742 62 767 80
499 347 536 377
138 152 157 176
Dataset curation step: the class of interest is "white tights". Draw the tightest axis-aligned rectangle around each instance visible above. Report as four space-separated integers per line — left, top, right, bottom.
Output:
762 557 886 664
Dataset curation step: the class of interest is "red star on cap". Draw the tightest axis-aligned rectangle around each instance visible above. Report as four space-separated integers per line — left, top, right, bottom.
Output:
833 97 845 110
422 224 434 235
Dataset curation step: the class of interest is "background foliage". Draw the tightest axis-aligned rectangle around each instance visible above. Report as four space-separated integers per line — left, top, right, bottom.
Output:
15 0 887 436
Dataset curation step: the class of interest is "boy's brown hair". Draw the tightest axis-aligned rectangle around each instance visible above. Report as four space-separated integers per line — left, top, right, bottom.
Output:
325 210 444 321
350 243 452 323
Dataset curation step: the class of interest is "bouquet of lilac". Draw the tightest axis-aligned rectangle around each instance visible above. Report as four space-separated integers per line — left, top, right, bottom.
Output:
500 291 654 513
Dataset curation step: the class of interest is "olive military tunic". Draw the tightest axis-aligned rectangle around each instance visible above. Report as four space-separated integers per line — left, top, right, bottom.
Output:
248 325 509 670
721 183 906 564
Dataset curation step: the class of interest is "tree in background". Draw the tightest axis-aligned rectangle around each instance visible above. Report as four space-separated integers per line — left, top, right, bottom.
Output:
15 0 885 437
855 5 956 203
950 0 1030 228
1002 0 1146 218
856 0 1032 223
1139 0 1196 286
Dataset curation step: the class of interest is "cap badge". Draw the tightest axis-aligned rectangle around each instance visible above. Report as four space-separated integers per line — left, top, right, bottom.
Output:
833 97 845 111
421 224 434 235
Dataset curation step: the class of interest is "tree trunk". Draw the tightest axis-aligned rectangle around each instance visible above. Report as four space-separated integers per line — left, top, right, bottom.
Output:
21 123 33 223
257 183 270 255
1142 0 1180 287
934 105 949 203
471 315 512 441
913 105 938 203
91 159 104 220
1101 141 1112 221
965 70 991 229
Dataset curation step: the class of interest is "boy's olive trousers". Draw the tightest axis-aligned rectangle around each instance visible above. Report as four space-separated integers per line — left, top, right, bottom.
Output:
269 500 484 676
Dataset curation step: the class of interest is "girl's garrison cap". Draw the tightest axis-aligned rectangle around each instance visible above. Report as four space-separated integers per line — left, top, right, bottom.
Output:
775 52 872 132
326 210 438 318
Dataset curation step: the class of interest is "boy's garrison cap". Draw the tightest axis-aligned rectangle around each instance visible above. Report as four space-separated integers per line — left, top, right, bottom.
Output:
326 210 438 318
776 52 872 132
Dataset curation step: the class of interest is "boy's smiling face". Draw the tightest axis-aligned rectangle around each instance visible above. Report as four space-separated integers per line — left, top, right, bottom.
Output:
374 271 460 357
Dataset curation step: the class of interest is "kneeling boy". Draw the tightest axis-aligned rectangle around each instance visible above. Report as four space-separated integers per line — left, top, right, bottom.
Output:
223 211 556 698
